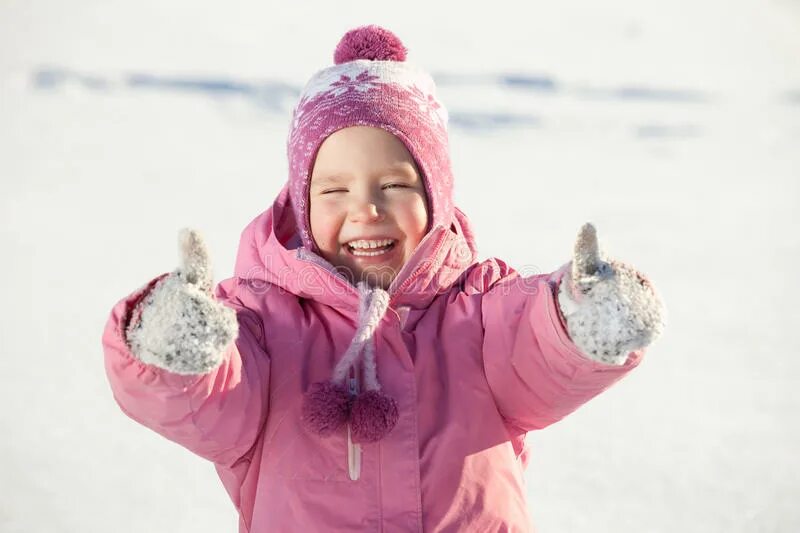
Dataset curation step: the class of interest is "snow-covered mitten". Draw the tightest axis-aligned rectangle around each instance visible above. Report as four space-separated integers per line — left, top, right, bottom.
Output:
556 223 666 366
125 228 239 375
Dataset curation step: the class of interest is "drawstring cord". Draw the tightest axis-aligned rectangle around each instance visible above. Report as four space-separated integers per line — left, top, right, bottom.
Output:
331 282 390 388
301 282 399 444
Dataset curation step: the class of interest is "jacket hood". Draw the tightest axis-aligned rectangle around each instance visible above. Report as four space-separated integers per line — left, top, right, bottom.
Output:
233 184 478 312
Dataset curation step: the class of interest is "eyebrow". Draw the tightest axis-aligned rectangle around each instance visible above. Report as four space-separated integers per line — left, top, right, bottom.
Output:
380 162 417 176
311 163 417 187
311 175 344 188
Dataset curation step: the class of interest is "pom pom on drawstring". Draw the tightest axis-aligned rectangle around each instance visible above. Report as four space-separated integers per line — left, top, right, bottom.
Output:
334 25 408 64
349 390 399 443
301 381 352 437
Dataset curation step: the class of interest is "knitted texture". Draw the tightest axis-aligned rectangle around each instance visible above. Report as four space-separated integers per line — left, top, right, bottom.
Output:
286 25 453 252
334 25 408 64
556 224 666 366
125 229 239 375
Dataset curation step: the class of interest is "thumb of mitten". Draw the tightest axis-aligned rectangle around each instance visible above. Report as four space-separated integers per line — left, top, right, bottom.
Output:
126 228 238 374
572 223 613 282
567 222 614 303
176 228 213 294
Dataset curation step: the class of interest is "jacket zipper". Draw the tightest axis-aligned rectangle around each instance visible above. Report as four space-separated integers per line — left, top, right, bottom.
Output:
347 368 361 481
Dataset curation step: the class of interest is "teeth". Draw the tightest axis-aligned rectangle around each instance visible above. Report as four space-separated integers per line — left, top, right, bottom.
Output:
346 239 395 257
351 247 392 257
346 239 394 249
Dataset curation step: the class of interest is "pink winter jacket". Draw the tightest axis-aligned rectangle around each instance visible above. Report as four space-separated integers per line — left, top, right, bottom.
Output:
102 185 644 532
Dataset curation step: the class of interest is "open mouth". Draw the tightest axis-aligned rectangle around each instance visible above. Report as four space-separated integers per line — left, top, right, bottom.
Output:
345 239 397 257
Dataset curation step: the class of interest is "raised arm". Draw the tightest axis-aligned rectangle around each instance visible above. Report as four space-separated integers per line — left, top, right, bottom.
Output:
481 223 666 432
102 229 271 467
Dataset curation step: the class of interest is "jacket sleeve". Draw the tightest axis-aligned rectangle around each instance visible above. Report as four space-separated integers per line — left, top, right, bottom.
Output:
102 274 270 467
481 265 644 432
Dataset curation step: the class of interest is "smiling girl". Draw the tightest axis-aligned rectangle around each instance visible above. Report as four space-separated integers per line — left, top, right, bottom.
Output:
103 25 666 532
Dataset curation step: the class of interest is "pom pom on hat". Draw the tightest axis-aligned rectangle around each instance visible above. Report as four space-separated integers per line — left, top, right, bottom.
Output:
334 25 408 64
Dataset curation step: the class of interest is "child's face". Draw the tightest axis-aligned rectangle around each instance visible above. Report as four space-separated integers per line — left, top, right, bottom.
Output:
309 126 429 290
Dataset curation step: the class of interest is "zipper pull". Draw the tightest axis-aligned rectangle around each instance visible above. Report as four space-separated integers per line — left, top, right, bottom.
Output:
347 376 361 480
347 423 361 480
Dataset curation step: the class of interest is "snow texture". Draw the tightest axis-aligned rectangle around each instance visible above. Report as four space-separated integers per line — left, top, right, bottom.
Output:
125 272 238 375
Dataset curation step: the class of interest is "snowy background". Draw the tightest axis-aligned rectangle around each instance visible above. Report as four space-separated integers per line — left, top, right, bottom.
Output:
1 0 799 531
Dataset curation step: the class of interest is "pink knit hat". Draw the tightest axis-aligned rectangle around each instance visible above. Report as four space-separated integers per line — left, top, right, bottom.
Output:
286 24 454 253
292 26 455 444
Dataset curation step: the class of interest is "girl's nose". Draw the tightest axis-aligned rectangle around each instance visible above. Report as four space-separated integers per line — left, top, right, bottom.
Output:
349 200 385 223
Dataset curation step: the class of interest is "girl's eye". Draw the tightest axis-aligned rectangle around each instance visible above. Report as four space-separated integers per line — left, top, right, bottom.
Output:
320 184 411 194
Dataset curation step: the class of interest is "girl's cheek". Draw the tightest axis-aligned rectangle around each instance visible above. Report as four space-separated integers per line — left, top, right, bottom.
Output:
320 205 342 226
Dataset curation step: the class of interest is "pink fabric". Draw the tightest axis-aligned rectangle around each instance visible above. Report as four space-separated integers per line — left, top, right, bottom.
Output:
102 186 645 532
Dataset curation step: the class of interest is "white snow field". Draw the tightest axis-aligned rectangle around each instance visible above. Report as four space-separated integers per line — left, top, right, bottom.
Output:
1 0 798 531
